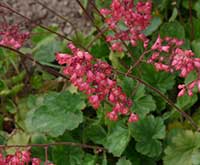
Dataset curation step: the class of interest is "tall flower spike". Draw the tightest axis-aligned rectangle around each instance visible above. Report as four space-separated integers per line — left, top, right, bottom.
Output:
149 35 200 97
101 0 152 51
56 43 137 122
0 23 29 49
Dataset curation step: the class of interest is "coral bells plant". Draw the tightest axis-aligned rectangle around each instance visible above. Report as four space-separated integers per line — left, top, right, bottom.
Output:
100 0 152 51
2 0 200 164
0 23 29 49
56 43 138 122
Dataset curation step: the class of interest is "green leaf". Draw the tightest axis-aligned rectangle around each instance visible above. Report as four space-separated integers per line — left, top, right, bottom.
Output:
159 21 185 39
30 133 49 161
5 99 17 114
164 130 200 165
143 16 162 36
91 39 110 58
131 85 156 118
31 26 58 44
9 71 26 85
81 0 88 9
124 141 157 165
130 115 165 157
169 8 178 22
120 77 156 118
25 91 86 137
120 76 137 97
102 152 107 165
7 130 30 154
105 124 130 157
30 74 43 89
84 124 107 145
185 18 200 40
192 40 200 58
141 64 175 93
82 154 96 165
33 36 62 63
109 51 125 71
95 0 112 8
194 1 200 18
175 94 198 111
71 31 94 48
0 131 7 145
192 151 200 165
0 79 7 91
116 157 132 165
52 145 84 165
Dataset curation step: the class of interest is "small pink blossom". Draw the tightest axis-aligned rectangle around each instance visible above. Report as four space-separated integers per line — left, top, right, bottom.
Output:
0 24 29 49
107 111 118 121
128 113 139 123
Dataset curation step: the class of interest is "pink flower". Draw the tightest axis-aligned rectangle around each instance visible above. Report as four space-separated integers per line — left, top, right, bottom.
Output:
0 24 29 49
101 0 152 51
128 113 139 123
32 158 41 165
56 43 136 122
107 111 118 121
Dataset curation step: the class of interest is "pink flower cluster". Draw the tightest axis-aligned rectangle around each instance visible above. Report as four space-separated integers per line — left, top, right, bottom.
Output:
148 35 200 96
100 0 152 52
0 150 54 165
56 43 138 122
0 24 29 49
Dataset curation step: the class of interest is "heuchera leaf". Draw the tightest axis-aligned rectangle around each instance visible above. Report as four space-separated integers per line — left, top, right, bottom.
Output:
159 21 185 39
33 36 62 63
6 130 30 154
120 77 156 118
116 157 132 165
131 85 156 118
141 64 175 93
52 145 84 165
91 39 110 58
105 124 130 157
163 130 200 165
130 115 165 157
84 124 107 145
25 91 85 137
143 16 162 36
120 76 136 97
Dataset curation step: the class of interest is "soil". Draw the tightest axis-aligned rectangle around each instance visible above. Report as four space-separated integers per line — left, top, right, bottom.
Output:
1 0 92 35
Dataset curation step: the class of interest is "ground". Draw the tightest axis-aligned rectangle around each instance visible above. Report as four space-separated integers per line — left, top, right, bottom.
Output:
2 0 91 35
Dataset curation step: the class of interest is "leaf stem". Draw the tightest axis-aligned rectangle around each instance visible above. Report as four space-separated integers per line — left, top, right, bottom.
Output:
0 141 105 151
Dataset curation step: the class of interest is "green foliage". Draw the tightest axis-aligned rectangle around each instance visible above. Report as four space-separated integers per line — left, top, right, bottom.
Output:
105 123 130 157
164 130 200 165
91 39 110 59
116 157 132 165
120 77 156 118
25 91 85 137
84 124 107 145
33 36 62 63
130 115 166 157
0 0 200 164
159 21 185 39
140 64 175 93
143 16 162 36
